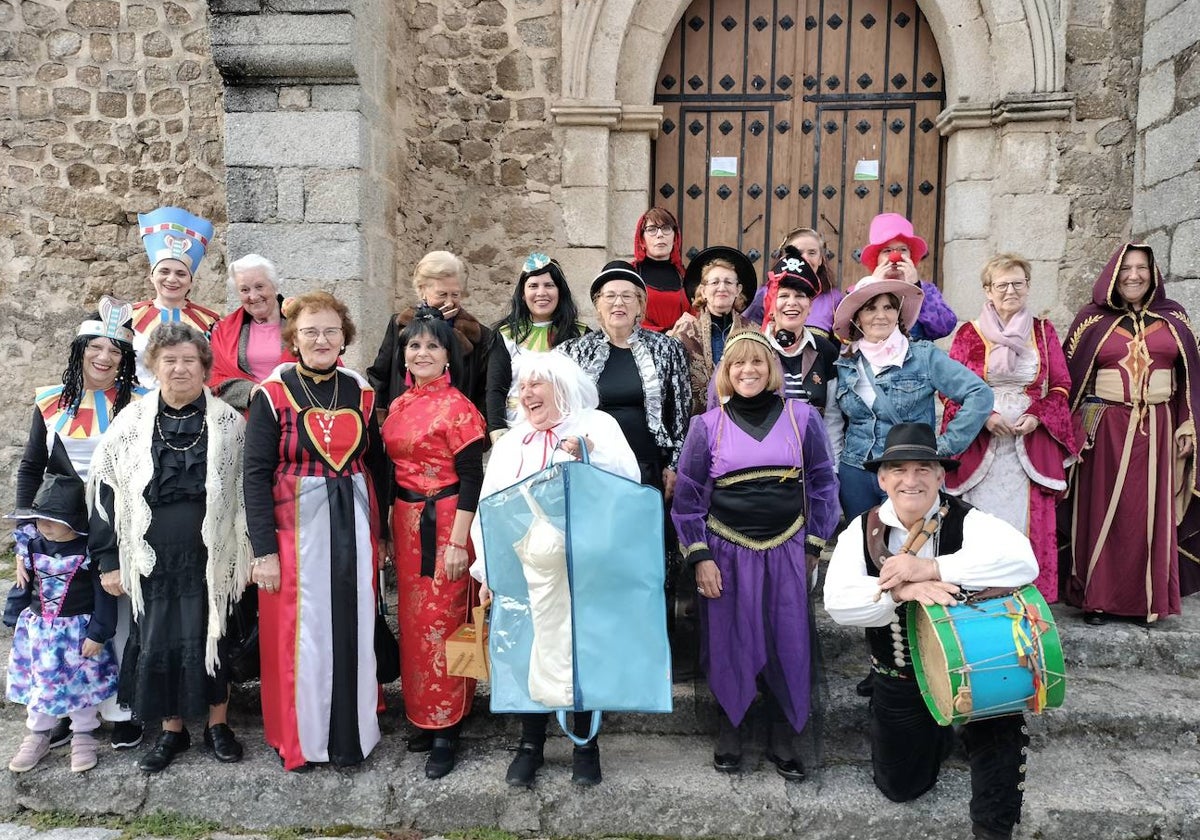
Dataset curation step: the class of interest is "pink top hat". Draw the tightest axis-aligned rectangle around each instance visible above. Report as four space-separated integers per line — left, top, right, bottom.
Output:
859 213 929 270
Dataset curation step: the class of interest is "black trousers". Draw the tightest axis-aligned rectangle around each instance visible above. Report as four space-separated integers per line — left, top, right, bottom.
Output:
517 711 597 748
870 673 1028 838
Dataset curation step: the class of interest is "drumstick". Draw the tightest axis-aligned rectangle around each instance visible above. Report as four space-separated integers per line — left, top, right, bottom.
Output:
872 506 948 602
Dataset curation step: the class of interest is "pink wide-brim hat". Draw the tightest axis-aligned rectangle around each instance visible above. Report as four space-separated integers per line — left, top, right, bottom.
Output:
832 275 925 343
859 212 929 269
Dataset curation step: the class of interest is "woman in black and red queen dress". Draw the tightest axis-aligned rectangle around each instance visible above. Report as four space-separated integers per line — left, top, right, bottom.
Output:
632 207 692 333
243 291 390 771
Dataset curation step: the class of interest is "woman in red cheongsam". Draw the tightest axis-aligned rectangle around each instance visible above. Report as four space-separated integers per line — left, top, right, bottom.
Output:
381 306 486 780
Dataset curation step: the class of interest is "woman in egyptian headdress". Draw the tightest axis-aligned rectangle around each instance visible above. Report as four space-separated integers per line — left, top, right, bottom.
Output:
131 206 222 387
13 297 144 751
1061 242 1200 625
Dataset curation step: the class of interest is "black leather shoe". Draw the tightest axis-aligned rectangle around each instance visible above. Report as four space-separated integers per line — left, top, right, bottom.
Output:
766 751 806 782
1084 612 1106 626
424 737 457 779
139 728 190 773
505 741 544 787
712 752 741 773
407 729 435 753
571 743 601 786
203 723 244 763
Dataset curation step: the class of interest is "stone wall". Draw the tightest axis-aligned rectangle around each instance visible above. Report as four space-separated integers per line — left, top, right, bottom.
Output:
1133 0 1200 311
0 0 227 517
1055 0 1149 311
395 0 567 325
209 0 400 369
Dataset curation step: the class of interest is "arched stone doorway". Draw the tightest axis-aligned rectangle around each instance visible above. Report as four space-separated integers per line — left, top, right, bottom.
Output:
553 0 1075 318
652 0 947 284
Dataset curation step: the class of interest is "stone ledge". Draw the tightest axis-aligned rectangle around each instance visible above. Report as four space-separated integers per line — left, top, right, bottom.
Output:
550 100 623 128
210 13 353 46
937 92 1076 135
212 44 356 83
0 730 1194 839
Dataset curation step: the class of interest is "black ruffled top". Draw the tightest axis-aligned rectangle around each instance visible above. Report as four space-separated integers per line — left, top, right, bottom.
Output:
146 395 208 504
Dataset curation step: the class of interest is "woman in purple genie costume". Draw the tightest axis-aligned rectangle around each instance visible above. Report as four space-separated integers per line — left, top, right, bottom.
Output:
671 330 840 781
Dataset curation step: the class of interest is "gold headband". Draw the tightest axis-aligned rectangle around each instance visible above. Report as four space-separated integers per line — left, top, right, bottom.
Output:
725 330 773 352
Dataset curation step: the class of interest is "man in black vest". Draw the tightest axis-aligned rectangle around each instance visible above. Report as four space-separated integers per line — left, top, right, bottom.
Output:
823 422 1037 840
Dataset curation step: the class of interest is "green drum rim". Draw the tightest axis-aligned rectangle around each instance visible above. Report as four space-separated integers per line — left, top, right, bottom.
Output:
1014 585 1067 712
908 601 968 726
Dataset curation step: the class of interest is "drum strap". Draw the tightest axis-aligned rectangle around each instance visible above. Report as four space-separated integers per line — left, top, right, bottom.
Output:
861 493 971 573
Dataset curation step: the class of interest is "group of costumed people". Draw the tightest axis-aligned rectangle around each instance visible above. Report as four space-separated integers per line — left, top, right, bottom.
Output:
5 201 1198 840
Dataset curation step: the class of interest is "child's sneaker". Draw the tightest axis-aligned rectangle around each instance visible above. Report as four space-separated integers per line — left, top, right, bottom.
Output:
70 732 99 773
9 731 51 772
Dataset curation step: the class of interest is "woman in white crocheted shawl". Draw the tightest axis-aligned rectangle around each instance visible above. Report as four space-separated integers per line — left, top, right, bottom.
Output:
89 322 252 774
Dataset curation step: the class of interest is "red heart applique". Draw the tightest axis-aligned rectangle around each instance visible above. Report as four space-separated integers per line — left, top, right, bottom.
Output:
302 408 363 472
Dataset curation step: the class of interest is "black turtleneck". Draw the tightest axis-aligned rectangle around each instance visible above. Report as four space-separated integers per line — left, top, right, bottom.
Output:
639 257 683 291
726 390 783 441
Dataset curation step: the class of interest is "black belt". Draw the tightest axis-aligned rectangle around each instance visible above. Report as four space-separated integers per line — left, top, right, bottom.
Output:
395 482 460 578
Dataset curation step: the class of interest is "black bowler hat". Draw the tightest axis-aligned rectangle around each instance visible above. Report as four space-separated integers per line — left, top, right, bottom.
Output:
862 422 960 473
589 260 647 299
4 473 88 534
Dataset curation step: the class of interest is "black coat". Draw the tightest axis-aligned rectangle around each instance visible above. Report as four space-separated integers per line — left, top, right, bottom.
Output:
366 306 491 419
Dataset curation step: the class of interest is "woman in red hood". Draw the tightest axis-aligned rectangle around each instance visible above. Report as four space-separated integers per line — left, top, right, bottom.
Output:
632 207 691 332
1061 242 1200 625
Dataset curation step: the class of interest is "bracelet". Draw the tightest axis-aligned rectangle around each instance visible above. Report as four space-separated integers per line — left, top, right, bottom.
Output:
447 540 467 550
251 555 274 567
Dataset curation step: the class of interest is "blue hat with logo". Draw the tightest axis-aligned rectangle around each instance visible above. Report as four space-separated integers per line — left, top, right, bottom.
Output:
138 206 214 275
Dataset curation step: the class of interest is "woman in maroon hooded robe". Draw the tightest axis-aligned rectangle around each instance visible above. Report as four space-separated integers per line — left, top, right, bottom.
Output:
1061 243 1200 624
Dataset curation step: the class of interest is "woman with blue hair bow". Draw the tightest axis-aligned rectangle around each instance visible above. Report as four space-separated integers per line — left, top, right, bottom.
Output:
485 253 589 443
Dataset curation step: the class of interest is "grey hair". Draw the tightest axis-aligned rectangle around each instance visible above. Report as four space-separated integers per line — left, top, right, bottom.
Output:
144 322 213 376
516 352 599 419
228 253 280 292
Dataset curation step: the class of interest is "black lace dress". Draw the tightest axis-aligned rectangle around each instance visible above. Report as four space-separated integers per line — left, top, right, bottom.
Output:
95 396 229 721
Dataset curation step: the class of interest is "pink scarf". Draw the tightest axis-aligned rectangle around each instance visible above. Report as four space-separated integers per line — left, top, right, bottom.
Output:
977 302 1032 375
854 327 909 370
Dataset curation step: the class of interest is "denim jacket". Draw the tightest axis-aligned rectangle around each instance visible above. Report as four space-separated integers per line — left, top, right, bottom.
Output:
833 340 992 469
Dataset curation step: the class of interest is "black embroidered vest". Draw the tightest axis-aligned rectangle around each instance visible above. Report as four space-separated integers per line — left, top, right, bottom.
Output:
859 493 972 677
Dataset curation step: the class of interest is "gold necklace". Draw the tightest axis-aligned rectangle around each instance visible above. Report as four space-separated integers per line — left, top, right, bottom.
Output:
295 367 341 447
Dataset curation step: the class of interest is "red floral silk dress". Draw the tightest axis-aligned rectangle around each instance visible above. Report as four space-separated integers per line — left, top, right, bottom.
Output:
382 373 485 729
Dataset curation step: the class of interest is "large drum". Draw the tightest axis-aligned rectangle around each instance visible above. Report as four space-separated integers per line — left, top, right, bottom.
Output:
908 584 1066 726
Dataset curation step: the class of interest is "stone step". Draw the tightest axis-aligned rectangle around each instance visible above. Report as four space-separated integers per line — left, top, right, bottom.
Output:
0 724 1195 840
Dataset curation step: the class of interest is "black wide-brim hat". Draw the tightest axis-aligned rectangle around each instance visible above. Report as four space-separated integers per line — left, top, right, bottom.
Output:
683 246 758 306
4 473 88 534
862 422 960 473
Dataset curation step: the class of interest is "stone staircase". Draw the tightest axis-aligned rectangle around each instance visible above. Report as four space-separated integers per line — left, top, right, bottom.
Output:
0 591 1197 839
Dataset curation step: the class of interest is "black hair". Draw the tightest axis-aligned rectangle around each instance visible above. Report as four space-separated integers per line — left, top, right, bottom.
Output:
398 305 465 391
59 320 138 416
498 258 584 347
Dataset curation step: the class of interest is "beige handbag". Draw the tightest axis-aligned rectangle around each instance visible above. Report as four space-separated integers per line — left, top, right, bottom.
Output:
446 604 490 681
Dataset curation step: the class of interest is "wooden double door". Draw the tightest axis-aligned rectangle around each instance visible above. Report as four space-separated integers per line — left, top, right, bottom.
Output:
653 0 947 288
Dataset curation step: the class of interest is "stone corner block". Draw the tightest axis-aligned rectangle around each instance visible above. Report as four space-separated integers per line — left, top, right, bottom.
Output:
227 222 363 282
305 169 362 223
225 111 362 168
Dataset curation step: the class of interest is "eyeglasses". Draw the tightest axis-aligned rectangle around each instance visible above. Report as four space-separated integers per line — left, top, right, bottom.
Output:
297 327 344 341
643 225 674 237
704 278 739 288
598 292 639 305
988 280 1029 292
